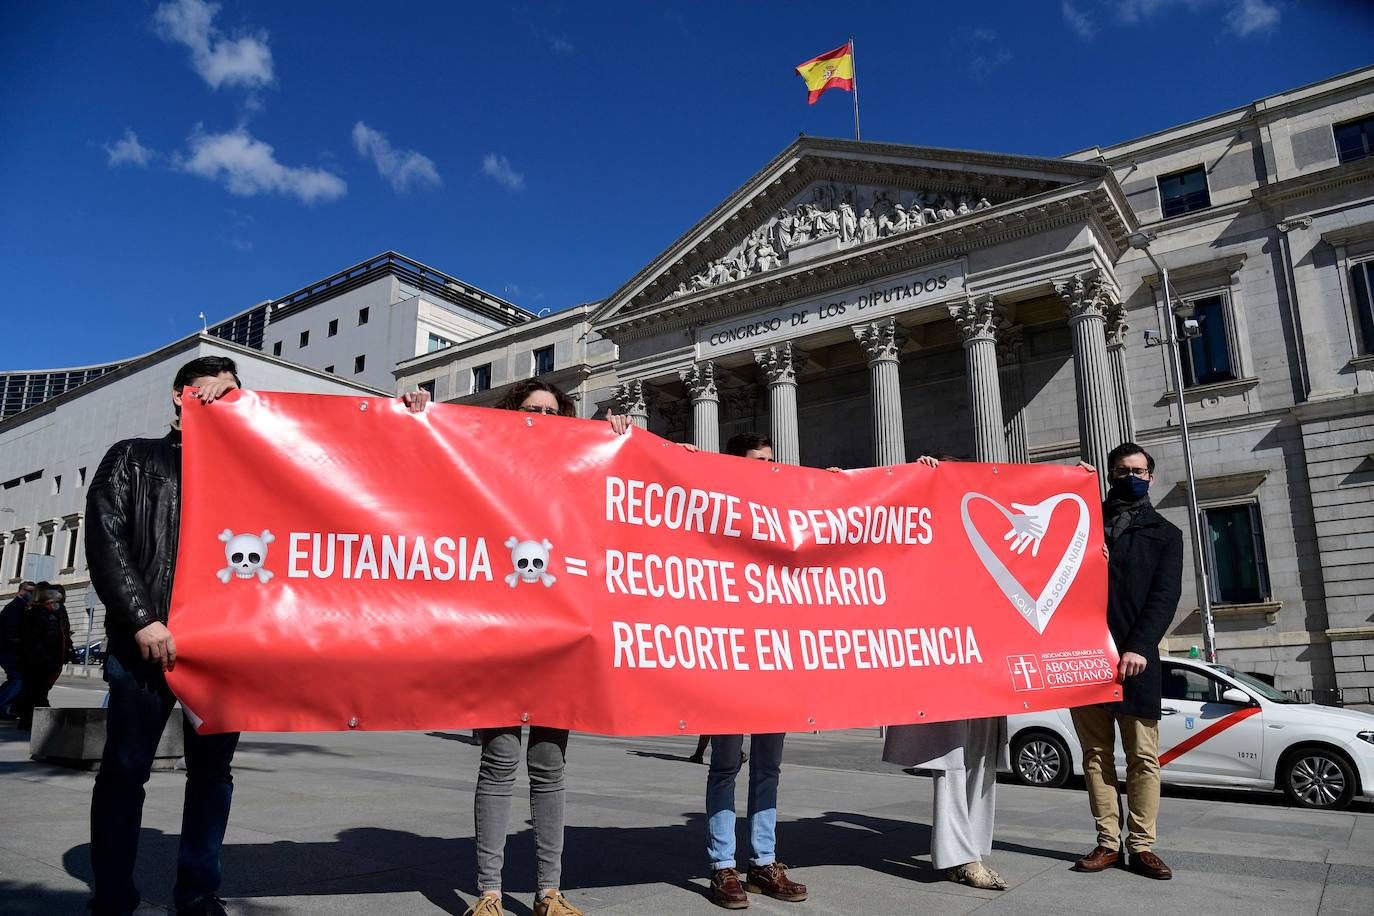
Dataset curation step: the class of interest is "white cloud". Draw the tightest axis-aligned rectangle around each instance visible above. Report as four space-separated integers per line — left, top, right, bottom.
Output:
967 28 1012 79
152 0 274 90
1061 1 1097 39
351 122 443 193
105 129 155 167
481 153 526 192
1227 0 1280 35
176 126 346 204
547 34 576 54
1065 0 1280 40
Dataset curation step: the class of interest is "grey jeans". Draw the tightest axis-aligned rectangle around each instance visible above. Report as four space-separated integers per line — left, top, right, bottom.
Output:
475 726 569 892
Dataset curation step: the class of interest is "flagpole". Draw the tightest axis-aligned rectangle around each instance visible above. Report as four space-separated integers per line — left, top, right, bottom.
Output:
850 36 861 141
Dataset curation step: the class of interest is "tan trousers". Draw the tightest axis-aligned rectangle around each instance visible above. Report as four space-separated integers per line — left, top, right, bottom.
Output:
1069 706 1160 854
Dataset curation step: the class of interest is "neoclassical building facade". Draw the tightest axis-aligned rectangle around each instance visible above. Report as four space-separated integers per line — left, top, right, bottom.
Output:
576 67 1374 702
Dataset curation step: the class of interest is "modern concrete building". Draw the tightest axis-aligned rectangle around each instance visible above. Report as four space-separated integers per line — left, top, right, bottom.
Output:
0 334 390 656
394 302 619 417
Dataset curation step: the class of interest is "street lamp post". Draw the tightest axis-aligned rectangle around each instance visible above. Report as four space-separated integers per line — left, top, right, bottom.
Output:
1129 231 1218 664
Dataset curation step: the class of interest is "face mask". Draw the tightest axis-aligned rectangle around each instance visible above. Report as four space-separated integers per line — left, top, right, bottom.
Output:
1109 475 1150 501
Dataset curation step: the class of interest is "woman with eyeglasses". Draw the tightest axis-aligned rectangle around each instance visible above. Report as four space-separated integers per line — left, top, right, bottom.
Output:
467 378 582 916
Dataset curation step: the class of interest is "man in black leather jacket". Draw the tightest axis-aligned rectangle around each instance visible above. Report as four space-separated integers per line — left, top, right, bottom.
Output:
86 356 244 916
85 355 432 916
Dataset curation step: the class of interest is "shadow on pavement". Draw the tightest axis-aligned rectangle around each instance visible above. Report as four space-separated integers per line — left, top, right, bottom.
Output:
427 731 482 746
0 880 90 916
51 808 1079 914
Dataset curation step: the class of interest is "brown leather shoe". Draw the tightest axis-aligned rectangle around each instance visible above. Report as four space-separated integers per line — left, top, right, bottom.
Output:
1071 845 1120 872
746 863 808 902
1128 850 1173 880
709 868 749 909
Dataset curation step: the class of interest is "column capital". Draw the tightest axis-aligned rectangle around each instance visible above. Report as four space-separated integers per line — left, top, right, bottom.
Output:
948 295 1004 344
995 323 1025 367
721 383 758 419
1105 301 1130 350
679 361 719 402
1054 271 1113 322
755 342 807 385
614 379 648 416
852 318 907 363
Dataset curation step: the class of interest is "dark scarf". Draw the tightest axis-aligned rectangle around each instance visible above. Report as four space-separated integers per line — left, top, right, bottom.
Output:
1103 494 1151 547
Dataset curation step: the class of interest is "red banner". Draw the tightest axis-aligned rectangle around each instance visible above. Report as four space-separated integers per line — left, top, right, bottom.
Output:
168 390 1120 735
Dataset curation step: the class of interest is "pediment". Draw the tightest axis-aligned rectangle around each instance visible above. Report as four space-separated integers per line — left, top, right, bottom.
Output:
594 137 1131 332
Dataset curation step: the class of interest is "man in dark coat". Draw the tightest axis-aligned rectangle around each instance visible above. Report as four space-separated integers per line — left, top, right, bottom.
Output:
0 580 36 717
1070 443 1182 881
14 586 73 729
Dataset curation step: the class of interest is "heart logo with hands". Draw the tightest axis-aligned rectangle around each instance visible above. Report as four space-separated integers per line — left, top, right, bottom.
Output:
960 492 1091 634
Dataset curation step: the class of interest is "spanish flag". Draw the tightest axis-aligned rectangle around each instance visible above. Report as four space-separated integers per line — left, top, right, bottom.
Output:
795 42 855 105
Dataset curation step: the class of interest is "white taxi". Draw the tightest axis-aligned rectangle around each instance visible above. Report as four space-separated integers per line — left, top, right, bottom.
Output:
1006 657 1374 810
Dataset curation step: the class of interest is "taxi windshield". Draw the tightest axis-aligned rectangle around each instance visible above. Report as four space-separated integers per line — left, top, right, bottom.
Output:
1210 665 1293 703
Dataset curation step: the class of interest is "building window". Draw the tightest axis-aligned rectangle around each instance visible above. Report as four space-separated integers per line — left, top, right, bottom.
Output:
324 365 334 374
11 538 25 579
299 330 310 348
473 364 492 393
533 345 555 376
1203 503 1271 604
41 531 53 557
65 524 80 570
358 307 370 326
354 355 366 374
1158 165 1210 218
1349 260 1374 355
418 380 436 400
52 474 61 496
1178 294 1235 387
1334 115 1374 164
328 319 339 337
427 333 454 353
272 341 283 357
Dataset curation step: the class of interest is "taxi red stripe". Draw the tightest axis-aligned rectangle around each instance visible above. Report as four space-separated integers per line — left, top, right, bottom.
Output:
1158 705 1261 767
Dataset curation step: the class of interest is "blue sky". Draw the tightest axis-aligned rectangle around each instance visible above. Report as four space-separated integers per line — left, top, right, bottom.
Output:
2 0 1371 369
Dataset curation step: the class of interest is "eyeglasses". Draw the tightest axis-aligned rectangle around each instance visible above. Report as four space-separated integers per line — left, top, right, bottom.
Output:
518 406 560 416
1109 466 1151 479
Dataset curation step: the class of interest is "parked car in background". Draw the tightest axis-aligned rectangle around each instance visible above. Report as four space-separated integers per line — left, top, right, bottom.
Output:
70 641 105 667
1007 657 1374 810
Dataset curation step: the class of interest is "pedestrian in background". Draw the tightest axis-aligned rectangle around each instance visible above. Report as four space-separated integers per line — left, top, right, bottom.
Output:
14 585 72 729
0 580 36 718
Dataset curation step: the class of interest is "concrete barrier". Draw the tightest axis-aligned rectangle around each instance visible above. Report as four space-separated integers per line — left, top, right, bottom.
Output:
29 707 184 770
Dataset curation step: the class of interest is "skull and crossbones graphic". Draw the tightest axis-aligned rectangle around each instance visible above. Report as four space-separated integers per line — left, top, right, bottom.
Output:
216 529 276 584
504 536 556 588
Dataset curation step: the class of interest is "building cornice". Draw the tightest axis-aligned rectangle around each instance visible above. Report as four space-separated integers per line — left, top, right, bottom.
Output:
1254 157 1374 208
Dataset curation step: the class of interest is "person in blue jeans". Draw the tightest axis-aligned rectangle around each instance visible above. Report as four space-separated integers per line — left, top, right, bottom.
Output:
703 433 807 910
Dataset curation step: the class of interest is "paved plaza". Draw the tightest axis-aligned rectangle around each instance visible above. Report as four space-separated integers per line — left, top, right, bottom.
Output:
1 677 1371 915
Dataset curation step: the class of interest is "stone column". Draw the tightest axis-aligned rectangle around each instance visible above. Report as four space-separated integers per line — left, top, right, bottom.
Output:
1105 301 1135 443
754 343 807 466
1055 272 1121 489
996 324 1030 463
852 318 908 466
679 361 721 452
614 380 649 429
948 296 1008 463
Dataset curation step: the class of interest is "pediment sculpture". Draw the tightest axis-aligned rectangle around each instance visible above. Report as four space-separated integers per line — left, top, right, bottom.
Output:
665 182 993 301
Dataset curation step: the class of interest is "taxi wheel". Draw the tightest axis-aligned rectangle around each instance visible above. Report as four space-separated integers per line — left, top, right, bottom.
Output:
1012 730 1071 788
1280 747 1357 810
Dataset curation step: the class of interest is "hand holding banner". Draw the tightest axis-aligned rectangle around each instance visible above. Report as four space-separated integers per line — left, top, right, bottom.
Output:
169 391 1119 734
